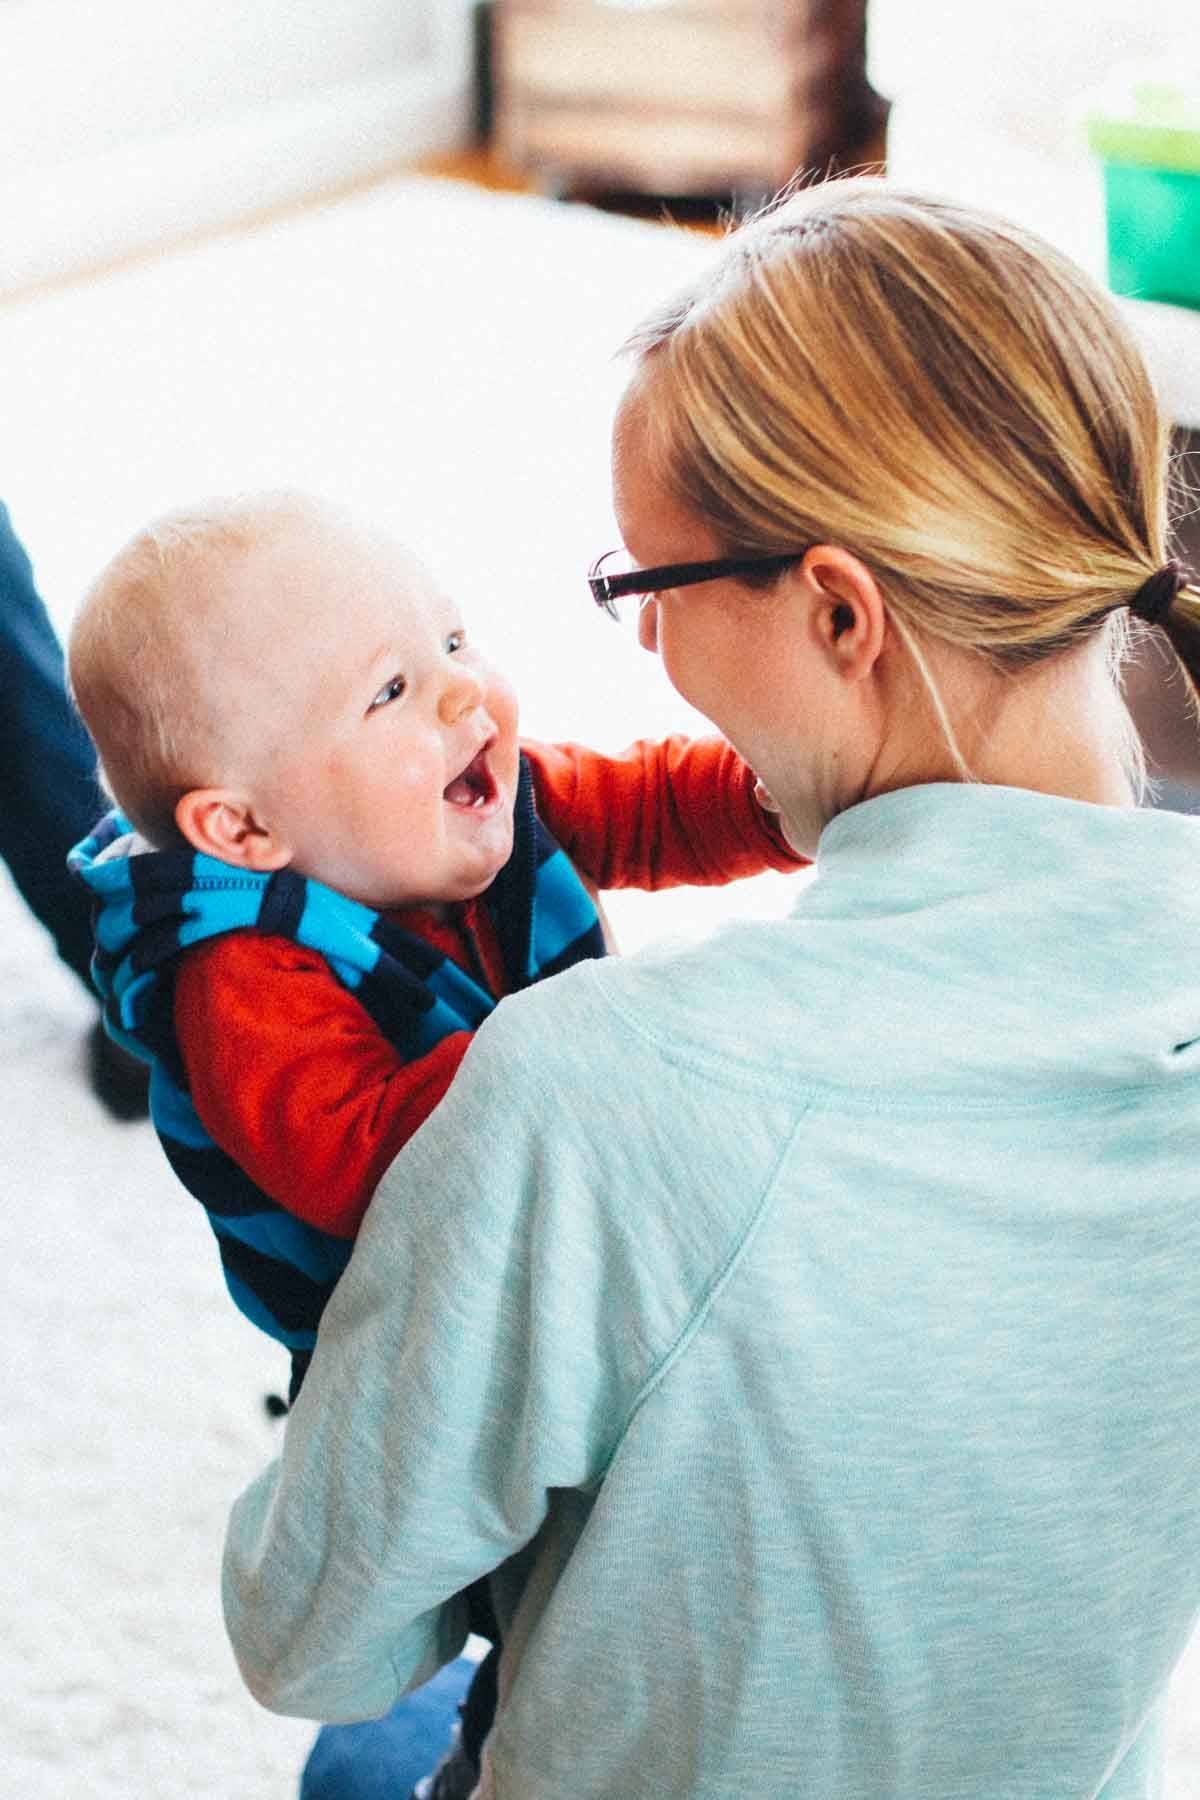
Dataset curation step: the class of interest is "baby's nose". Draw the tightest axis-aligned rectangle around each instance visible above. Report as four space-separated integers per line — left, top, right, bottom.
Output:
438 666 484 724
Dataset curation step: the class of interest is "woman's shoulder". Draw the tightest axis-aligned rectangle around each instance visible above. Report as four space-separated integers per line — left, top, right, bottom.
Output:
485 785 1200 1114
483 920 812 1096
366 935 805 1383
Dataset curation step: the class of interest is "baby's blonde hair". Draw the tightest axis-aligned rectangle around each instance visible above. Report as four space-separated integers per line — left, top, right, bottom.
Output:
68 491 318 844
624 176 1200 788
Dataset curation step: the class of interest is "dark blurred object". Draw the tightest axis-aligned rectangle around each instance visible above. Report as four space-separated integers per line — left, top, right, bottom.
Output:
0 500 151 1112
1124 429 1200 812
88 1022 151 1122
492 0 888 210
473 1 496 142
0 500 102 988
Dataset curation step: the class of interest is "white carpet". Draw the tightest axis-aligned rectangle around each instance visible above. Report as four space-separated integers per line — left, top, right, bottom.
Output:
0 173 1196 1797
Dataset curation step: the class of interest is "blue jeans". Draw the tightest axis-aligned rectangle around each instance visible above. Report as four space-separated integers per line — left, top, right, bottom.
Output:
0 500 104 991
300 1656 476 1800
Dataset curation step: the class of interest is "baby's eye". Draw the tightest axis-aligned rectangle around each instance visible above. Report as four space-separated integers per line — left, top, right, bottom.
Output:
446 629 466 654
368 674 406 712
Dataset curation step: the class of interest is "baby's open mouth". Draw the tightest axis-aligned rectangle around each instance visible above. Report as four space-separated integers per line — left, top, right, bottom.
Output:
443 744 498 809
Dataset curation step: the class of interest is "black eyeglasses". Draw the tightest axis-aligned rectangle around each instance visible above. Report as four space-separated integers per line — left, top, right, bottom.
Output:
587 549 807 621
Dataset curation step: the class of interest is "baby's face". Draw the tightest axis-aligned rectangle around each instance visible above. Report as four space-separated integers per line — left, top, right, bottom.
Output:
229 513 520 911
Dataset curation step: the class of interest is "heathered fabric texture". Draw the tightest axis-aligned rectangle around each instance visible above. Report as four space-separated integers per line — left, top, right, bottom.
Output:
224 783 1200 1799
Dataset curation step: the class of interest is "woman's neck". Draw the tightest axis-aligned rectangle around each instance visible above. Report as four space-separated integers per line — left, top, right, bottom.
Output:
875 637 1137 810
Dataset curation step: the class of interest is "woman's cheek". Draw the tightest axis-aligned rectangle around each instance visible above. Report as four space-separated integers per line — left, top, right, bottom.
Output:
637 597 659 653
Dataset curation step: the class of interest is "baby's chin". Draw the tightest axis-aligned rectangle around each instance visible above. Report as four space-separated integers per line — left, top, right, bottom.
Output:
399 837 516 913
338 804 517 914
315 853 511 917
457 837 516 901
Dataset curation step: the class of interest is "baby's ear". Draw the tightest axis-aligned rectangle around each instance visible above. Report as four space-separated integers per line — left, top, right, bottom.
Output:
174 789 292 872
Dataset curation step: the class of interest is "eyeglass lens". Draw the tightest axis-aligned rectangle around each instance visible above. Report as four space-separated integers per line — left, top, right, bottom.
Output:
590 549 646 622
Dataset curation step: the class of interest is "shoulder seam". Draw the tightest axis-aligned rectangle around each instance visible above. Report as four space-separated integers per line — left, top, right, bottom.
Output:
600 1100 813 1475
572 955 810 1098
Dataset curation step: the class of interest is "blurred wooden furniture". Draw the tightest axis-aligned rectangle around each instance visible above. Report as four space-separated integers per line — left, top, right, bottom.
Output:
492 0 887 200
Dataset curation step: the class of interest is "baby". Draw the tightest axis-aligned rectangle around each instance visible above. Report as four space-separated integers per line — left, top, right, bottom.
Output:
68 490 803 1795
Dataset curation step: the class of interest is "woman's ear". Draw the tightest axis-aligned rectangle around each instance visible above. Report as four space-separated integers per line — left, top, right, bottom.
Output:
798 547 887 681
174 789 292 871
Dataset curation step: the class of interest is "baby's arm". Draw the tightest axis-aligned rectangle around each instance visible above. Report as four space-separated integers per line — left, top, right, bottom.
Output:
523 735 808 891
175 933 471 1238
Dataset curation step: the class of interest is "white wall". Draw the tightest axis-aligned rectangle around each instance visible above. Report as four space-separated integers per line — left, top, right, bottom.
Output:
869 0 1199 166
0 0 474 295
871 0 1200 427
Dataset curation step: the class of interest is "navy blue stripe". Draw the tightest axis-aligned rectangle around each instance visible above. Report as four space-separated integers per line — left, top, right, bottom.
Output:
139 971 188 1080
258 867 308 939
127 918 192 978
485 756 538 992
93 944 121 985
353 952 440 1045
536 918 608 981
216 1234 335 1336
531 825 559 872
370 918 443 977
163 1134 281 1220
127 850 193 973
129 846 195 911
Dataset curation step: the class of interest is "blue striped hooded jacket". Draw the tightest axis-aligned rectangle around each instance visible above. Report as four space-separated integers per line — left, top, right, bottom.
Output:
70 756 605 1385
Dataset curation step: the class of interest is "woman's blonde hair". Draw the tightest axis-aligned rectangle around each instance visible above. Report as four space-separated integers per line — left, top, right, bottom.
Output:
623 176 1200 788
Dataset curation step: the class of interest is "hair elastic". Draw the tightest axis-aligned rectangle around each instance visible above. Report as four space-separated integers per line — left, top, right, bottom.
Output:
1129 561 1188 627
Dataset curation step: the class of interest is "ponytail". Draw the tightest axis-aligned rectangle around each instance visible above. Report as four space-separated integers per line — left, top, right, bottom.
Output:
1153 576 1200 711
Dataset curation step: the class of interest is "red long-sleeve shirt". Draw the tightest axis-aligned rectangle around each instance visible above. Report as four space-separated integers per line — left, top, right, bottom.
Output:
174 736 805 1240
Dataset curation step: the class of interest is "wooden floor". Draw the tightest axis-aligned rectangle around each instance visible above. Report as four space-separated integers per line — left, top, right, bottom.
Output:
417 144 539 203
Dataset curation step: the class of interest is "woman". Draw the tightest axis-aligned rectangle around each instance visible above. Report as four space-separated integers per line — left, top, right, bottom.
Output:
222 179 1200 1798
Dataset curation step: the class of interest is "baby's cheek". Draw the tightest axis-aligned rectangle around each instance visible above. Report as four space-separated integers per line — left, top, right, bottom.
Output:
490 676 520 740
327 743 427 834
385 756 433 794
486 685 521 783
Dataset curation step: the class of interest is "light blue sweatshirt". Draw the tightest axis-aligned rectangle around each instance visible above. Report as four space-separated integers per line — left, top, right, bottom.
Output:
223 783 1200 1799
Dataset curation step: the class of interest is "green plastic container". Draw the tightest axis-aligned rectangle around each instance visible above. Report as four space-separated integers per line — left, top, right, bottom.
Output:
1084 70 1200 310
